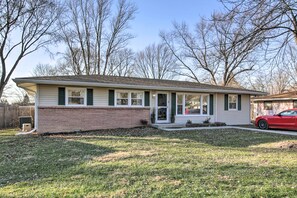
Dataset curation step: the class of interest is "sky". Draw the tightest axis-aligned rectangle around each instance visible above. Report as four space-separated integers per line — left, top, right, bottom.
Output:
11 0 223 80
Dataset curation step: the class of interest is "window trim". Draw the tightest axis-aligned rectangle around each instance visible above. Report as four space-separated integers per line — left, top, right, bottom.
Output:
228 94 238 111
176 93 209 116
115 90 129 107
65 87 87 106
115 90 144 107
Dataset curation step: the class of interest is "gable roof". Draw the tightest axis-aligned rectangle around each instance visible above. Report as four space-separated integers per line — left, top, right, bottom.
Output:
252 91 297 102
13 75 265 95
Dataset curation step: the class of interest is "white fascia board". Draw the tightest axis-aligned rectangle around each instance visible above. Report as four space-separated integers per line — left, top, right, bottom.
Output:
13 79 265 95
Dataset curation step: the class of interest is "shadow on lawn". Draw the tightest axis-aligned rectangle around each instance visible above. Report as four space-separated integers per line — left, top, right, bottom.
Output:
0 135 114 187
62 127 297 148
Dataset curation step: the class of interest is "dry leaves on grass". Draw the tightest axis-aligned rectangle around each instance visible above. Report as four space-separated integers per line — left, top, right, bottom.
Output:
253 141 297 150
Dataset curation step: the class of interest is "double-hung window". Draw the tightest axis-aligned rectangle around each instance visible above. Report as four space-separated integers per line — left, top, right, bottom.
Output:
66 88 86 106
176 94 209 115
115 90 144 107
116 92 129 106
228 95 237 110
131 92 143 106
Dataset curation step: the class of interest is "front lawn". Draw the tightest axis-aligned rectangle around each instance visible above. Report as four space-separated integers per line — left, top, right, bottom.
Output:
1 128 297 197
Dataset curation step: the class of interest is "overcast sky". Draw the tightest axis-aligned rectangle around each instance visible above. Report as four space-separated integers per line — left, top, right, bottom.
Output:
11 0 223 79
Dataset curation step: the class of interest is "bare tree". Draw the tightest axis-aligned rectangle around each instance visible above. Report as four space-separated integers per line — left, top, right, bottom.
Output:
58 0 136 76
245 63 291 94
0 0 61 99
33 64 59 76
134 43 178 80
221 0 297 53
107 48 134 77
160 11 263 86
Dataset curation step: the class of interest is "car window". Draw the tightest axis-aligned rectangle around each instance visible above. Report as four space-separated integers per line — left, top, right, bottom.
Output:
279 110 296 116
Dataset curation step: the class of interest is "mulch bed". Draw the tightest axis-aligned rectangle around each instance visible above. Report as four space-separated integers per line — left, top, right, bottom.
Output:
185 122 226 128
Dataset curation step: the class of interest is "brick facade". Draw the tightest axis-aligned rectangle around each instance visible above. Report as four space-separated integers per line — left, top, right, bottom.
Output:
38 107 150 133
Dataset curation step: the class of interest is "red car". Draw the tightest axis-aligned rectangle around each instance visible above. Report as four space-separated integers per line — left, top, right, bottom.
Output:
255 109 297 130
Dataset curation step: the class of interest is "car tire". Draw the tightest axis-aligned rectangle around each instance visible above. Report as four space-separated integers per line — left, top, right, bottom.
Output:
258 120 268 130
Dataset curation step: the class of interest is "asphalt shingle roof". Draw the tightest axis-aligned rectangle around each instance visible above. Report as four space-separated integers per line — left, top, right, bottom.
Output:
253 91 297 101
14 75 265 95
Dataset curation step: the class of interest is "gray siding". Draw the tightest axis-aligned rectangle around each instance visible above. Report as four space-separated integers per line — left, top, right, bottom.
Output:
38 85 108 107
39 85 58 106
216 94 250 125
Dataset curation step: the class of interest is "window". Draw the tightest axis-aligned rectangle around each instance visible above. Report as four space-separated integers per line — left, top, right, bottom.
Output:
202 95 208 115
293 100 297 108
66 88 86 106
115 90 144 107
116 92 129 106
185 95 201 115
228 95 237 110
264 101 272 110
279 110 297 116
176 94 209 115
177 95 183 115
131 92 143 106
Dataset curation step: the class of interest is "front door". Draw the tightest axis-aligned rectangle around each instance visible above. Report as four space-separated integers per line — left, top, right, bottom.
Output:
156 93 169 123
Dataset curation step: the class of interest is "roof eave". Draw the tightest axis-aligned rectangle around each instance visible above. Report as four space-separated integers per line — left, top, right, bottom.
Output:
253 98 297 102
13 78 265 95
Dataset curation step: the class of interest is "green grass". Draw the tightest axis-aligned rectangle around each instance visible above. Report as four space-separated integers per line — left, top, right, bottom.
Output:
1 128 297 197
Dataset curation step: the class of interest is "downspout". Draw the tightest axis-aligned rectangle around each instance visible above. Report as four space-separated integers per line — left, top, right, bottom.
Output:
16 85 38 135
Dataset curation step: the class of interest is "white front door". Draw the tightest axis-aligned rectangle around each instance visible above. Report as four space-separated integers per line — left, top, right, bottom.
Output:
156 93 169 123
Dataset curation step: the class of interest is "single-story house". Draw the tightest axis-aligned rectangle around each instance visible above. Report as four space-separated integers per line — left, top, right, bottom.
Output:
13 75 264 133
252 91 297 118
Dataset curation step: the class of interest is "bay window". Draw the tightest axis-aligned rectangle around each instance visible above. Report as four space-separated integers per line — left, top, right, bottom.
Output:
177 94 209 115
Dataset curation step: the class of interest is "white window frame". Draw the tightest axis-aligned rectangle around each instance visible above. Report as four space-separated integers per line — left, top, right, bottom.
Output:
65 87 87 106
115 90 129 106
130 91 144 107
228 94 238 111
176 93 209 116
115 90 144 107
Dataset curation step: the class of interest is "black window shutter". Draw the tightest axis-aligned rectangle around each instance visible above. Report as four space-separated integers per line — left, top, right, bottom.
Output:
144 91 150 106
209 94 214 115
87 89 93 106
224 94 228 111
108 90 115 106
238 95 241 111
171 93 176 116
58 87 65 105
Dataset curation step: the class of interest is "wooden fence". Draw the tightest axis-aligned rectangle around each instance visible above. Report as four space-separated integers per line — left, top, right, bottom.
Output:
0 105 34 129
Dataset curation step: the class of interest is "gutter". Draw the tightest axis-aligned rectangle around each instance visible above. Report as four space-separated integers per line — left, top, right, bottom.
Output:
13 79 265 95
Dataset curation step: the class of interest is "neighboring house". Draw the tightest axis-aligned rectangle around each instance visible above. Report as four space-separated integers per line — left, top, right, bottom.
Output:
13 75 264 133
252 91 297 119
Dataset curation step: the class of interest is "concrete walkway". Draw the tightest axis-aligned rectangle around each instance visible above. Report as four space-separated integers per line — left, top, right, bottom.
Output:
159 126 297 136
